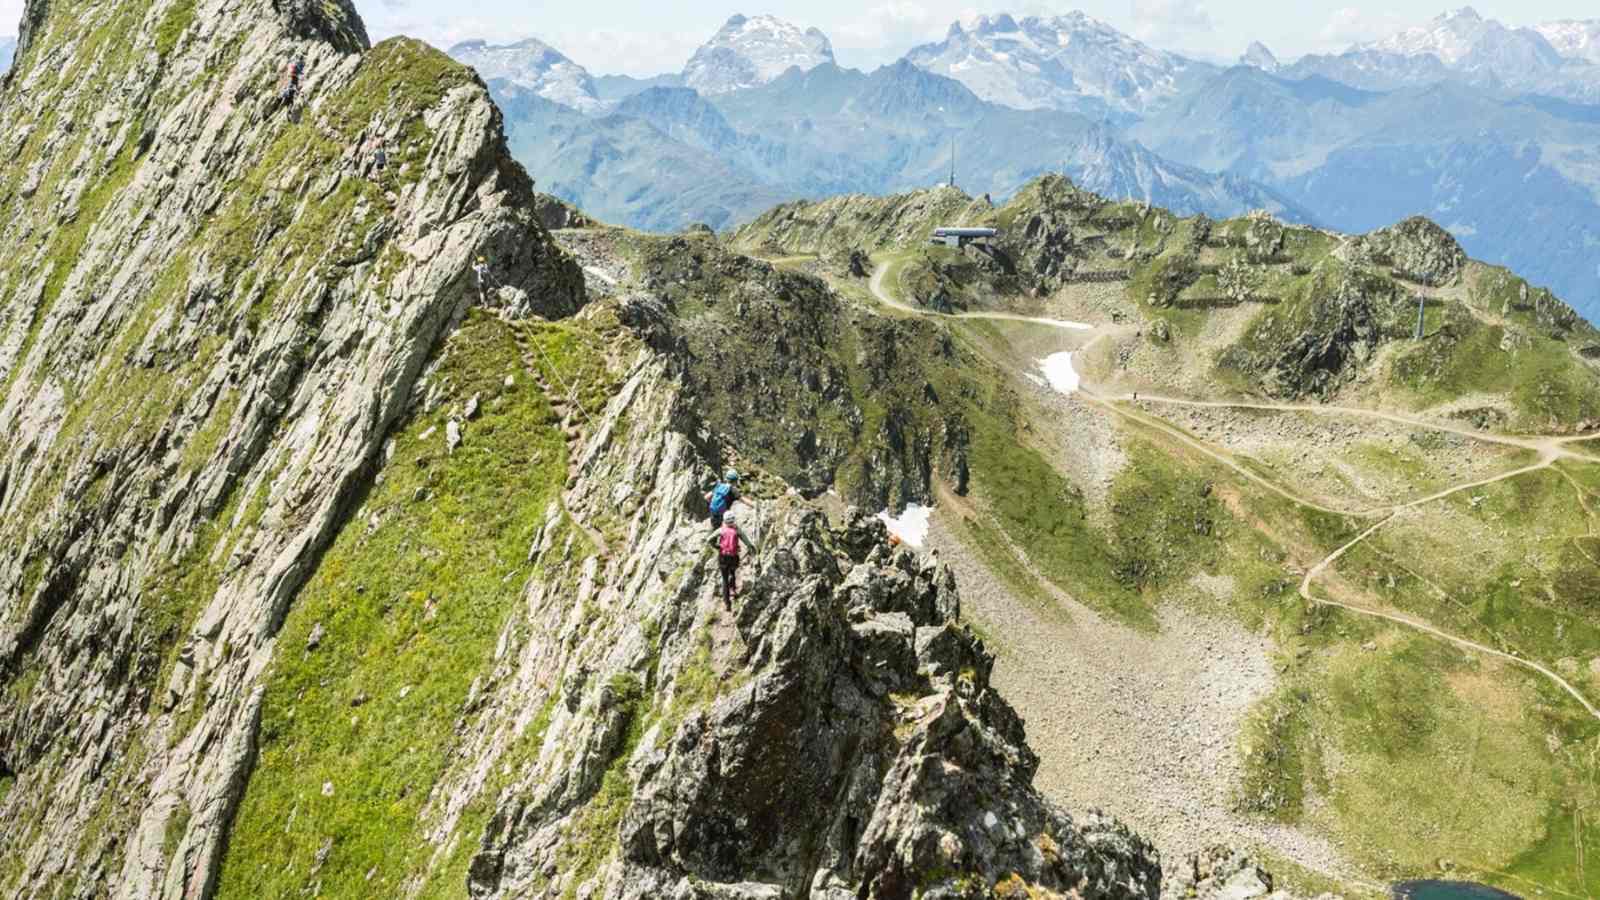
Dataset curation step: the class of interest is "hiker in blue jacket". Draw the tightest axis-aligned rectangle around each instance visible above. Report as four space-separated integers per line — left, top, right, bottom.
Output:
705 469 740 527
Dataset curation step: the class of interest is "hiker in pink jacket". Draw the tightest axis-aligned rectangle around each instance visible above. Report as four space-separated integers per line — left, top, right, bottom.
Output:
709 511 757 608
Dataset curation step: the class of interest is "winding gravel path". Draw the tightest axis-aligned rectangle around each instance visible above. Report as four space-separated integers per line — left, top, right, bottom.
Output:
869 261 1093 331
1109 392 1600 464
864 253 1600 882
1294 446 1600 723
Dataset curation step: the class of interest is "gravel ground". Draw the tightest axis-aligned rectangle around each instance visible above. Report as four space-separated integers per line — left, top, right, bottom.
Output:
925 515 1359 881
1142 403 1529 508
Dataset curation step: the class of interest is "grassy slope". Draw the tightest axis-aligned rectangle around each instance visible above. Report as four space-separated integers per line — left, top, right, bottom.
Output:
0 14 485 897
214 313 608 895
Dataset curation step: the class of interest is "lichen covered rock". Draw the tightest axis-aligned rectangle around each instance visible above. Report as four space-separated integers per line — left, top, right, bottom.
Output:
1359 216 1467 286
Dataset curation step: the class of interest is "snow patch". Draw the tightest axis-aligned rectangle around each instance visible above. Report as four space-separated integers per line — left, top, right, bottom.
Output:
878 504 933 548
1029 317 1094 331
1037 352 1080 394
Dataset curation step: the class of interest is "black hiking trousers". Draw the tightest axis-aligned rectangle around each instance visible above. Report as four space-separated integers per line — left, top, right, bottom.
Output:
718 554 740 608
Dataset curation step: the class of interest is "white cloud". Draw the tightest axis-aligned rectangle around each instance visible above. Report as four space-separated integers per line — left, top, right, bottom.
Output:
831 2 972 67
0 0 22 36
1129 0 1215 48
1316 6 1410 52
545 27 706 76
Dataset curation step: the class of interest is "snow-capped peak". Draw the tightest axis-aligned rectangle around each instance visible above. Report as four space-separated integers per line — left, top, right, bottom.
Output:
1364 7 1494 64
682 14 835 95
448 37 603 114
905 12 1206 116
1240 41 1279 72
1534 19 1600 64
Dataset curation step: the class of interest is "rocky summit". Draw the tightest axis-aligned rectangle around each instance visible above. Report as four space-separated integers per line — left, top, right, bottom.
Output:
682 14 835 96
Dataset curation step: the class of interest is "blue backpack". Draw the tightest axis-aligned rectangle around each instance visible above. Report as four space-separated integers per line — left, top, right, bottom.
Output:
709 482 733 515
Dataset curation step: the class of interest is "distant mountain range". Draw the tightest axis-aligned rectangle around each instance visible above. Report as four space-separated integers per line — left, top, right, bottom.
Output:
0 36 14 71
1278 7 1600 101
449 7 1600 321
477 54 1306 234
904 13 1215 119
449 38 605 113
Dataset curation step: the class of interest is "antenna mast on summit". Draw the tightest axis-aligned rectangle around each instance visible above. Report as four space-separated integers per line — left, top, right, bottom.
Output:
949 138 957 190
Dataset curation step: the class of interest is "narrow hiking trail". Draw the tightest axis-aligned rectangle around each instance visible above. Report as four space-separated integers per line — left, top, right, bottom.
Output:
1292 442 1600 720
1108 392 1600 464
512 324 614 560
868 261 1093 332
861 259 1600 722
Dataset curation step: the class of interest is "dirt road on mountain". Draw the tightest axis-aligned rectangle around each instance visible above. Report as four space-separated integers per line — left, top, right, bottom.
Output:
1110 392 1600 464
868 261 1093 331
1292 444 1600 722
865 259 1600 725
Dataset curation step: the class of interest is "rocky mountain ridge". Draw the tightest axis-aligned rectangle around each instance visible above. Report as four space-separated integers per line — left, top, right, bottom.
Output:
903 12 1215 119
732 178 1599 412
0 0 1241 898
1287 6 1600 99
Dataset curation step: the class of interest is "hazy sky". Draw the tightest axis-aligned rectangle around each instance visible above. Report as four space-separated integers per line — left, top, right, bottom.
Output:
1 2 1596 75
347 1 1600 76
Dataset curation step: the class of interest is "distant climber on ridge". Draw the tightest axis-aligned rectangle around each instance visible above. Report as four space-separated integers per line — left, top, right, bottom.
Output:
705 468 740 527
278 55 306 110
361 135 388 181
473 256 496 301
710 511 757 609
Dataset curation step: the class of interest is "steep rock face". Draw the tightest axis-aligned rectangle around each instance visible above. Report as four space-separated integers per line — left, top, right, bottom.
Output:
448 360 1161 898
0 0 579 895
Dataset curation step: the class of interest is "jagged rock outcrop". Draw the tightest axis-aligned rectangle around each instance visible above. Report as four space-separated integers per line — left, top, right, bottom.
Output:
532 192 596 231
1241 210 1286 263
1260 275 1392 397
1358 216 1467 286
455 390 1164 897
994 177 1097 293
